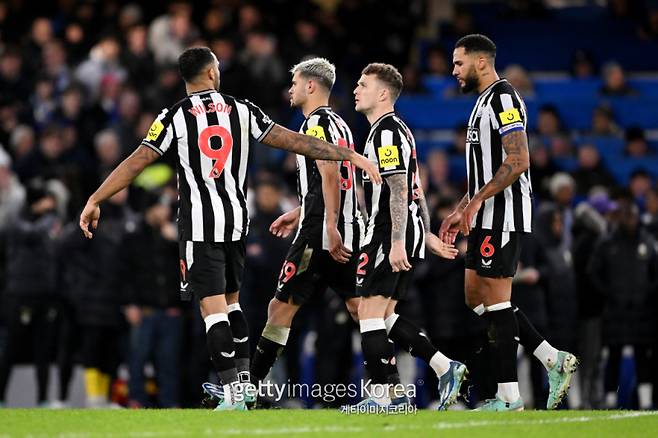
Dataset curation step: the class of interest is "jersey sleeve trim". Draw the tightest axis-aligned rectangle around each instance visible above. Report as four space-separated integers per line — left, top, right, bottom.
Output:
256 120 275 142
141 141 165 156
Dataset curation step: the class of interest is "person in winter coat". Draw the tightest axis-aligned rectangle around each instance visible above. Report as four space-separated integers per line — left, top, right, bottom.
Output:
0 182 61 406
588 198 658 409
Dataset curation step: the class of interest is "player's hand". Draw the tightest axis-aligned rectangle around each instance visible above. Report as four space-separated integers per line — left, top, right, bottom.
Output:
327 226 351 263
270 208 300 238
351 153 382 185
439 210 462 244
425 232 459 259
459 198 483 236
79 201 100 239
389 241 411 272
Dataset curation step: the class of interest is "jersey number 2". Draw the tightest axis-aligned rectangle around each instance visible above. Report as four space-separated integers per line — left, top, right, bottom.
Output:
199 126 233 178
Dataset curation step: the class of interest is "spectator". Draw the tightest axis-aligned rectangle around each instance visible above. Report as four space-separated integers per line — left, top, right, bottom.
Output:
570 49 597 79
572 144 616 195
448 124 467 157
629 169 653 209
590 105 621 137
94 129 123 181
425 148 457 200
0 181 61 407
240 31 286 117
75 35 127 99
624 127 651 157
121 25 156 92
147 1 198 65
119 193 182 408
283 18 331 68
424 45 450 78
536 104 564 137
58 188 136 408
0 148 25 231
209 37 249 97
529 143 559 201
202 7 229 41
502 64 534 97
401 64 428 95
549 172 576 248
41 40 72 95
588 199 658 409
599 61 637 96
0 48 31 104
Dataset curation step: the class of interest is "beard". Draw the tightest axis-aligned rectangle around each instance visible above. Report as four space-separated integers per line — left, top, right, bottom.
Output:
459 68 479 94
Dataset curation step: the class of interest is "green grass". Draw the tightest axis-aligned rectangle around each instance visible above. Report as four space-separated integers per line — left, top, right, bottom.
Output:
0 409 657 437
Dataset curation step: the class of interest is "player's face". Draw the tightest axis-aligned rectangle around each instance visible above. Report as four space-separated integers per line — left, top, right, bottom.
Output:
288 71 308 108
353 74 378 114
452 47 479 94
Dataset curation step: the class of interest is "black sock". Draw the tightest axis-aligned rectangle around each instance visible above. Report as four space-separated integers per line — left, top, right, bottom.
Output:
251 336 285 384
206 321 238 385
387 315 437 363
513 306 544 353
385 338 402 387
484 306 519 383
228 307 250 382
361 329 391 385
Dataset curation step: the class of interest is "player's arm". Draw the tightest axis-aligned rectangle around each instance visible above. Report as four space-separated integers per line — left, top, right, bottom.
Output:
317 160 351 263
262 125 381 184
387 174 412 272
80 145 159 238
459 130 529 235
472 130 529 202
439 193 469 243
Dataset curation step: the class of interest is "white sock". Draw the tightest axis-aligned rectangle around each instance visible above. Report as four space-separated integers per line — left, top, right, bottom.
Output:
605 391 617 409
430 351 451 377
497 382 520 402
638 383 653 410
533 340 559 371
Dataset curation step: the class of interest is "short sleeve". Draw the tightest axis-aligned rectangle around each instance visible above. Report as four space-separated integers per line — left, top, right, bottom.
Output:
142 108 175 155
244 99 275 142
375 128 408 176
490 91 526 136
304 114 338 145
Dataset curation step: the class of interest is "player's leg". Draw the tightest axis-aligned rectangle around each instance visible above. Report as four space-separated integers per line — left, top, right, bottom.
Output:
250 297 300 386
189 241 245 411
223 239 250 387
477 275 523 410
384 299 467 410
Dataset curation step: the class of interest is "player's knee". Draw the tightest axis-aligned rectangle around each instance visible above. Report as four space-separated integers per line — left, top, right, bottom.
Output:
267 298 296 326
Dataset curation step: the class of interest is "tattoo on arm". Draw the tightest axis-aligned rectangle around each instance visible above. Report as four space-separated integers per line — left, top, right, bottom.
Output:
262 125 352 161
418 188 431 233
388 174 408 243
473 130 529 202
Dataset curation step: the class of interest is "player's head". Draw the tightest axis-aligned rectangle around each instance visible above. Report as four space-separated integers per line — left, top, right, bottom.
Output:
288 57 336 108
178 47 220 91
354 63 403 114
452 34 496 93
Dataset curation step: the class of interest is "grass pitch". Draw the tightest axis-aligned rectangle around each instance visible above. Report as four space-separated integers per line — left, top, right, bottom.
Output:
1 409 657 437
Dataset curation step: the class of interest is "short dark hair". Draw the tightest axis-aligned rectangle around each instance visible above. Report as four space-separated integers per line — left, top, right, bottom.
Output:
362 63 403 101
178 47 215 83
455 34 496 58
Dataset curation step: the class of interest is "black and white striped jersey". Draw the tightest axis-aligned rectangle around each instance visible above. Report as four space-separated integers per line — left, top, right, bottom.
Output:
361 112 425 259
466 79 533 232
142 89 275 242
295 106 362 251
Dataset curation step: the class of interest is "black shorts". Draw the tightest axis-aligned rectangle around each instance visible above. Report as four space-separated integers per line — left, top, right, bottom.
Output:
355 240 418 300
464 229 523 278
275 225 359 305
178 240 246 301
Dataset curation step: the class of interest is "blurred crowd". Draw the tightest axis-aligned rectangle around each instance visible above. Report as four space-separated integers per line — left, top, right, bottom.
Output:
0 0 657 410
